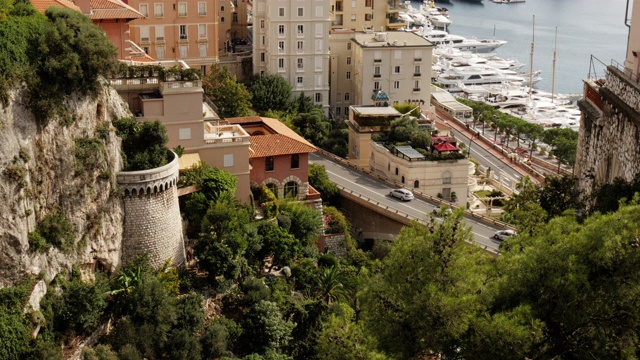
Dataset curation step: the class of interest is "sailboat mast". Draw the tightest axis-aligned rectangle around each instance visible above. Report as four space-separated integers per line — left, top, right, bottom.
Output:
551 27 557 101
529 15 535 98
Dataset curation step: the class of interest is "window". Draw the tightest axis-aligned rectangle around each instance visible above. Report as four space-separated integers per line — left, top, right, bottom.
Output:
179 25 187 40
140 26 150 42
233 12 238 22
344 92 350 101
346 56 351 65
220 16 224 22
284 181 298 198
297 41 304 51
278 41 284 52
336 107 341 115
374 81 380 90
297 25 304 34
179 128 191 140
315 93 322 103
297 7 303 16
260 19 265 29
260 52 265 62
297 58 303 69
365 13 372 21
414 80 420 91
297 76 303 84
393 80 400 89
220 5 225 12
344 106 349 115
143 46 149 54
415 65 421 75
198 2 206 15
139 3 148 17
366 0 373 6
179 45 188 58
291 154 299 169
199 44 207 57
394 65 401 74
278 25 285 35
154 3 163 17
347 42 351 50
265 156 274 171
224 154 234 167
401 176 405 184
278 58 285 69
279 7 285 16
155 25 164 41
395 167 399 175
200 65 206 76
198 24 206 38
414 50 422 61
346 71 351 79
350 14 356 21
178 2 186 16
414 180 419 188
156 46 165 59
374 66 380 77
442 171 452 184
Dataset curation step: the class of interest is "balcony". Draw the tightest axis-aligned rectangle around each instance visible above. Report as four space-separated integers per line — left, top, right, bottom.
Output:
413 88 421 92
386 16 406 29
414 58 422 62
373 74 381 78
374 58 382 63
203 123 249 145
414 73 421 77
386 1 408 14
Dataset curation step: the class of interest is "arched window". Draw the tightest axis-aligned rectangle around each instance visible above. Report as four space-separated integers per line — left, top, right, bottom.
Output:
265 183 278 197
414 180 419 188
388 162 391 171
344 92 350 101
395 167 399 175
401 176 405 184
284 181 298 198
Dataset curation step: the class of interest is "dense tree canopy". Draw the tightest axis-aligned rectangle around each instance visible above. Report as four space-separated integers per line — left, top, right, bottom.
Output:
113 118 169 171
249 73 293 113
202 63 253 118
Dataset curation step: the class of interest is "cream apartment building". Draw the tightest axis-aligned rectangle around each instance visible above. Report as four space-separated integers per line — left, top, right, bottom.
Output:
252 0 331 114
330 30 434 117
217 0 253 52
329 0 409 31
127 0 220 74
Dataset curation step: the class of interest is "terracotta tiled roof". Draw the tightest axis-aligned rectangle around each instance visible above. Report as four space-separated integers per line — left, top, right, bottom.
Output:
89 0 144 19
31 0 81 13
249 134 317 158
129 54 156 62
260 117 315 147
226 116 315 147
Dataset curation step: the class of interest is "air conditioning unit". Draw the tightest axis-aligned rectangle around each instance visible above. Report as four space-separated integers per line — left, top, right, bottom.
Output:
374 32 387 42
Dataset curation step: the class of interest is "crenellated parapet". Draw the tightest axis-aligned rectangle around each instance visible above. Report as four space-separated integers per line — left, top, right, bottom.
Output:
117 152 179 196
117 151 185 268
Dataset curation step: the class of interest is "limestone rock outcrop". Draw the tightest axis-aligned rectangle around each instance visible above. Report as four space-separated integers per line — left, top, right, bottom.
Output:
0 81 130 287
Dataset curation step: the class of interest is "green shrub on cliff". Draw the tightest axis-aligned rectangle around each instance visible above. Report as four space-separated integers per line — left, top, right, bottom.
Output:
113 118 169 171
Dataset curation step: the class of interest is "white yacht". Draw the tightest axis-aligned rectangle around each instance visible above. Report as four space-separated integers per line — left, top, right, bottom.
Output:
435 66 527 92
419 27 507 53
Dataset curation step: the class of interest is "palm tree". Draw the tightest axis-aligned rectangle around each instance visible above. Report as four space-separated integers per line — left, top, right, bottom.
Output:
316 266 344 305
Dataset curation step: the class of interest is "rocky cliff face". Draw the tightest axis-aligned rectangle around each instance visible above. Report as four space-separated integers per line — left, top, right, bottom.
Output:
0 81 130 287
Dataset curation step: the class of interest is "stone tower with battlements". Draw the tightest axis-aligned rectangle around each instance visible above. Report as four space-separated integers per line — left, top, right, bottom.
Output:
117 151 185 268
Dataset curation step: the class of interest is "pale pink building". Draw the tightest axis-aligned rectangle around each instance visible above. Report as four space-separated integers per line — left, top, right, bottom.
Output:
125 0 220 75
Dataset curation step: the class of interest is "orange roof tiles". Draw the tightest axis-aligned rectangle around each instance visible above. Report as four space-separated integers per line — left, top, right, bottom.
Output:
31 0 81 13
129 54 156 62
89 0 144 19
249 134 317 159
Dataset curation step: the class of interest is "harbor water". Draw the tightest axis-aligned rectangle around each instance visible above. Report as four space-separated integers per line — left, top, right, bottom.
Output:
412 0 630 94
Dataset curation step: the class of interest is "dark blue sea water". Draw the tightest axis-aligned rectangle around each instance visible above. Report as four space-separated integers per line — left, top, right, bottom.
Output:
412 0 630 94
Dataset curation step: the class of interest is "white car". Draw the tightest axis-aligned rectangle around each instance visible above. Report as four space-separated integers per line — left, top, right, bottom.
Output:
493 229 516 241
390 188 414 201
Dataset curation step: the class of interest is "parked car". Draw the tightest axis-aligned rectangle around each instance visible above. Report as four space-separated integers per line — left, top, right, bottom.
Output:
390 188 414 201
493 229 516 241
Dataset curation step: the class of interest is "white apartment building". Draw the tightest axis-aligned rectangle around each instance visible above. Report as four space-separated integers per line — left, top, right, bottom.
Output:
253 0 331 114
329 30 435 116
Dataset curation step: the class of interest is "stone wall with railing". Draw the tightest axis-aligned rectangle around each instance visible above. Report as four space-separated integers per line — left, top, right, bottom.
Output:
118 151 185 268
576 65 640 205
